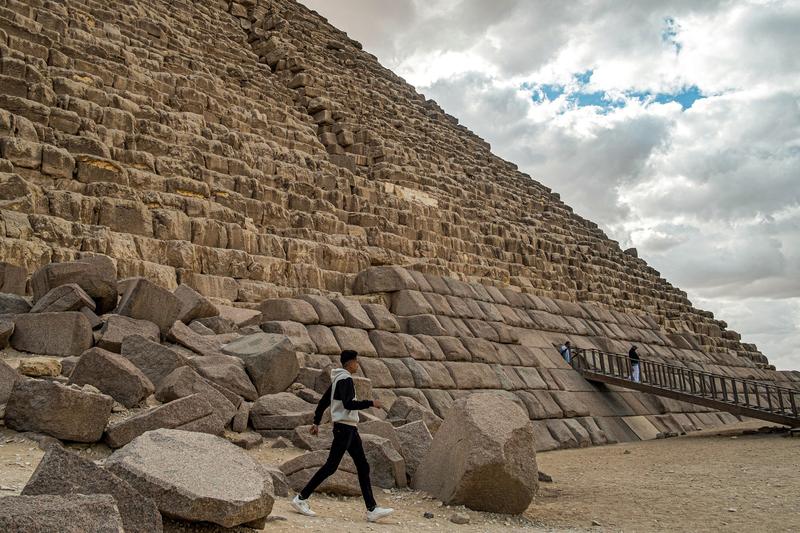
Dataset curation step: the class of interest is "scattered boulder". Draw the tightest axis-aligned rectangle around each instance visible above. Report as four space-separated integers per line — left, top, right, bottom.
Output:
105 429 274 528
174 284 218 323
167 320 223 356
0 292 31 314
361 434 407 488
155 367 237 428
250 392 315 432
10 311 93 356
17 357 62 378
69 348 154 408
4 379 114 442
32 257 118 314
105 394 220 448
190 355 258 401
388 396 443 433
396 420 433 481
223 333 299 396
116 278 181 334
30 283 95 314
0 359 20 404
22 445 163 533
413 393 538 514
97 315 160 353
0 494 125 532
259 298 319 324
0 318 14 348
231 401 251 433
195 315 237 334
120 335 189 387
261 465 290 497
0 261 27 295
225 430 262 449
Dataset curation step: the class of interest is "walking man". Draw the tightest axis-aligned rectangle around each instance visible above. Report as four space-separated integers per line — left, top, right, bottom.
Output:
291 350 394 523
559 340 572 364
629 345 641 383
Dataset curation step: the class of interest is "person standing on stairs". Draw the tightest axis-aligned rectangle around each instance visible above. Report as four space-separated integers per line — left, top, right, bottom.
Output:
559 341 572 364
290 349 394 523
629 345 641 383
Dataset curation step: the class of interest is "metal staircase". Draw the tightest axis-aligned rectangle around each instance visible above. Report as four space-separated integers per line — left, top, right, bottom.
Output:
571 349 800 428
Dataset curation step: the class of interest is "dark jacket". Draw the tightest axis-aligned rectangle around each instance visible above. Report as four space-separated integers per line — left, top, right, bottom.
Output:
629 347 640 363
313 376 373 425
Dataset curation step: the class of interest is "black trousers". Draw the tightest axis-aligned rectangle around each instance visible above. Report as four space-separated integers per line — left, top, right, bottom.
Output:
300 423 376 510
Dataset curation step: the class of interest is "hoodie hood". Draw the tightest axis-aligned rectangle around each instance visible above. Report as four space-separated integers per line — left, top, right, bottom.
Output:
330 367 351 381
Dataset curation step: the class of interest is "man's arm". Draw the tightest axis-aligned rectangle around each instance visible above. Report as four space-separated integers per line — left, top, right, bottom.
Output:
335 378 373 411
313 384 332 426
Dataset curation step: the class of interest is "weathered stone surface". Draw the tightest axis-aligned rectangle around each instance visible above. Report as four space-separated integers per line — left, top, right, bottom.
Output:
0 359 20 404
121 335 189 387
261 464 290 497
0 293 31 314
0 494 125 533
0 262 27 295
370 330 409 358
22 445 163 533
116 278 181 334
32 257 118 314
414 393 538 514
392 290 434 316
155 367 237 428
306 324 341 355
361 433 407 488
105 429 274 528
362 303 401 332
259 298 319 324
298 294 345 325
332 297 374 329
105 394 220 448
10 312 93 356
261 320 316 352
405 315 448 336
30 284 95 314
223 333 299 395
250 392 315 430
69 348 154 408
331 326 377 357
190 355 258 401
4 379 113 442
97 315 160 353
232 401 251 433
225 430 263 449
388 396 443 433
353 266 418 294
174 284 218 324
17 357 62 377
396 420 433 481
168 320 223 356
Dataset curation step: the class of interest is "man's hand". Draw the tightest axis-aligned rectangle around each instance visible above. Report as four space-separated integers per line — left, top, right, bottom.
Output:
372 399 383 410
310 424 319 435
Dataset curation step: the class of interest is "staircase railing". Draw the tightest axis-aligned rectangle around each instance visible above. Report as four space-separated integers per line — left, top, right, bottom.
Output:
571 348 799 424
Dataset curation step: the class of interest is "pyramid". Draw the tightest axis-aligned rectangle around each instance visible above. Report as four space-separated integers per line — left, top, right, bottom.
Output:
0 0 797 449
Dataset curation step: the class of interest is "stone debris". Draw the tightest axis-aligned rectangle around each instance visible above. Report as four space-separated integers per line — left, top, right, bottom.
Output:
69 347 154 408
414 393 538 514
96 315 160 353
10 312 93 356
0 494 125 533
223 333 299 396
4 379 114 442
22 445 163 533
116 279 181 335
105 429 274 528
29 283 95 314
17 357 62 378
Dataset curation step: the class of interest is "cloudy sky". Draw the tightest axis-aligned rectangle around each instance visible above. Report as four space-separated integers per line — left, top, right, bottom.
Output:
300 0 800 370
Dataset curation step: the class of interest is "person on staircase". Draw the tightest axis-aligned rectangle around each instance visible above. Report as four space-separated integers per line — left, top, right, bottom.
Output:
629 345 641 383
559 341 572 364
290 349 394 523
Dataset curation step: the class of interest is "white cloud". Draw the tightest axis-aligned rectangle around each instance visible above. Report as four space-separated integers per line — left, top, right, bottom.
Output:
298 0 800 370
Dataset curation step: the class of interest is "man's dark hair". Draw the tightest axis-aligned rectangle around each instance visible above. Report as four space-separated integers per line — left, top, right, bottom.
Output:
565 341 571 345
340 350 359 366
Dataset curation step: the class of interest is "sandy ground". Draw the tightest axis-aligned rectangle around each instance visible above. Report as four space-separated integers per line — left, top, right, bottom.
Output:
0 421 797 532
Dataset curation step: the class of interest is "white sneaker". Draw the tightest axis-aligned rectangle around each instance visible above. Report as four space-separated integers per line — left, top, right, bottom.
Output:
291 495 316 517
366 506 394 522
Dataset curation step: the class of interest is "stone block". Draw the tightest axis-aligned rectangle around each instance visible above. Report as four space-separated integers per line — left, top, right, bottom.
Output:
297 294 345 325
391 290 434 316
353 266 418 294
0 293 31 314
30 283 95 313
332 297 375 329
250 392 315 430
306 324 341 355
32 257 118 314
116 278 181 334
155 367 237 428
0 494 125 532
259 298 319 324
261 320 317 352
97 315 160 353
174 284 218 324
223 332 300 395
331 326 377 357
362 303 400 332
0 261 27 294
396 420 433 482
10 312 93 356
69 347 155 408
190 356 258 401
0 359 20 404
404 314 447 336
120 335 189 387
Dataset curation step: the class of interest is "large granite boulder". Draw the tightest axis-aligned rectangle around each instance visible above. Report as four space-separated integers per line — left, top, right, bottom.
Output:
69 348 154 408
0 293 31 314
396 420 433 481
4 379 114 442
387 396 443 433
413 392 538 514
222 333 299 395
29 283 95 314
155 367 237 428
259 298 319 324
31 257 118 314
10 312 93 356
0 359 20 404
250 392 315 432
189 355 258 401
120 335 189 387
105 429 274 528
352 266 418 294
105 393 221 448
96 315 160 353
0 494 125 532
22 445 163 533
116 278 181 334
174 284 218 324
